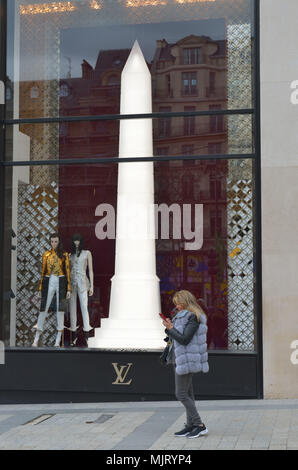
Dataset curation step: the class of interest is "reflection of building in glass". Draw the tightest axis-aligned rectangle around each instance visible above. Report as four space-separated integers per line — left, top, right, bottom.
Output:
19 35 227 160
150 35 228 349
60 38 227 347
17 32 252 350
151 35 227 157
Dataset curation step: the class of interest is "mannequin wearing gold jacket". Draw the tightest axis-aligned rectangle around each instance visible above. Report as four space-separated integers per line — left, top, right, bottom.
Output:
32 233 71 347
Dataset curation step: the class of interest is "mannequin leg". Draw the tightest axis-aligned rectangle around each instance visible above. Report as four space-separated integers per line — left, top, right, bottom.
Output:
69 289 78 331
55 311 64 347
69 288 79 346
54 277 64 347
78 289 91 332
32 311 47 346
78 289 91 346
32 277 56 347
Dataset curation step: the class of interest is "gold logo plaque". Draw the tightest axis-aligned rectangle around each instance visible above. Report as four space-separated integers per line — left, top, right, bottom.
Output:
112 363 133 385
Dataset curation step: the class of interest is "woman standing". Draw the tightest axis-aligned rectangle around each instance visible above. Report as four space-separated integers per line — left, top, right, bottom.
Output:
162 290 209 439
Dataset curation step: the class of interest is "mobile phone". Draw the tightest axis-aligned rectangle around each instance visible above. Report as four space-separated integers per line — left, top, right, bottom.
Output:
159 313 167 320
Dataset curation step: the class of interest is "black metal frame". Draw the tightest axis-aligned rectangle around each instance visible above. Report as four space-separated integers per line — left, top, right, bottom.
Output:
0 0 7 343
4 107 253 124
252 0 263 399
0 0 263 399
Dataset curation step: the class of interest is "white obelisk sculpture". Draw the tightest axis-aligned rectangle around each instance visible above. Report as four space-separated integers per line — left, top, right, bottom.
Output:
89 41 165 350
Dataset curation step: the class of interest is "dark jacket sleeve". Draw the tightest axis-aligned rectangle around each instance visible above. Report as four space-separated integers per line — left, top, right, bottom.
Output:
166 314 199 346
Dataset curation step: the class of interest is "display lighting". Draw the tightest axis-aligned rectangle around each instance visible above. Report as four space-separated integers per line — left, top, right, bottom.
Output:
20 2 76 14
126 0 167 7
90 0 102 9
175 0 216 3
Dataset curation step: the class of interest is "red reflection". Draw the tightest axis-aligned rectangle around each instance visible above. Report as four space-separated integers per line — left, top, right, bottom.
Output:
155 160 228 349
57 32 228 348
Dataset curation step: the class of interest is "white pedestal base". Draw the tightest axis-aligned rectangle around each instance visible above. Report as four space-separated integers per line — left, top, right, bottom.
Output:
88 276 165 350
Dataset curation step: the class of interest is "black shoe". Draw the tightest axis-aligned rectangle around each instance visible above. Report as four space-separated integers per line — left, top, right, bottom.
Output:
174 425 195 437
84 331 89 347
187 424 208 439
70 331 77 347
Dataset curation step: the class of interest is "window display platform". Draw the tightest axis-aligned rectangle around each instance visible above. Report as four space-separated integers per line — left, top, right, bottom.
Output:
0 349 259 404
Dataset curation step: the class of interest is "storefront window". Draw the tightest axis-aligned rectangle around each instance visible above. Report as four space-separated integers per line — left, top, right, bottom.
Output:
6 0 254 124
2 0 257 353
3 157 256 350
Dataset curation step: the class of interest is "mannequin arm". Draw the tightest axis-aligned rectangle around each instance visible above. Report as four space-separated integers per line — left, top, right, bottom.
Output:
38 252 47 291
87 251 94 294
64 252 72 293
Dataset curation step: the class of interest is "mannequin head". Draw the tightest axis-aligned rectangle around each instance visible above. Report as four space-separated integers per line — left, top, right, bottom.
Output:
49 233 64 259
50 236 59 251
71 233 83 256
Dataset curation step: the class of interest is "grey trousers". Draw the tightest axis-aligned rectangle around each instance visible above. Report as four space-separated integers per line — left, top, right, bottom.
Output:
174 367 202 427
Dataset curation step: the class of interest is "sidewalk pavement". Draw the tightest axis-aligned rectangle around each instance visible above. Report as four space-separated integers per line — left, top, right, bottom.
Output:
0 398 298 450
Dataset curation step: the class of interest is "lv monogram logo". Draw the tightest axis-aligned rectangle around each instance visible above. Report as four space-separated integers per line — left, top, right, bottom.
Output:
112 363 133 385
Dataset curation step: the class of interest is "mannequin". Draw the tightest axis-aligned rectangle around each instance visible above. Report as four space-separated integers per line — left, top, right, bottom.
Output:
69 233 93 346
32 233 71 347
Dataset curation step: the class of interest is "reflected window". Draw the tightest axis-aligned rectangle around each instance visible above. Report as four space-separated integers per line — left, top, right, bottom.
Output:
60 84 69 97
158 107 171 137
184 106 195 135
182 72 197 96
210 105 224 133
210 175 222 200
183 47 202 65
208 142 222 154
30 86 39 99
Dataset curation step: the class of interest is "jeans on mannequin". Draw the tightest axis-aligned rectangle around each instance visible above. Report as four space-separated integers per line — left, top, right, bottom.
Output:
34 275 65 346
69 287 91 332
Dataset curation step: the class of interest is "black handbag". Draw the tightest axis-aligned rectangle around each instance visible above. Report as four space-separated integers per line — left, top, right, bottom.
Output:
159 345 169 365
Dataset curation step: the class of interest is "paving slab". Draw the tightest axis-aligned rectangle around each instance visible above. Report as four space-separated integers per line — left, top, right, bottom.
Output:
0 399 298 450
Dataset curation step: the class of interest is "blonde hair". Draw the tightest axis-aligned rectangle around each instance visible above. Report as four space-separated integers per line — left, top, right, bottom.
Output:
173 290 205 322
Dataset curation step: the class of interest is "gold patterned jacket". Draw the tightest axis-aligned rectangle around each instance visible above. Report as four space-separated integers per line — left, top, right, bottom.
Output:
38 249 71 292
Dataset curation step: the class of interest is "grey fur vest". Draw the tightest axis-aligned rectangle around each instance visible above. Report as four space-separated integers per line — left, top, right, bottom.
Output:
173 309 209 375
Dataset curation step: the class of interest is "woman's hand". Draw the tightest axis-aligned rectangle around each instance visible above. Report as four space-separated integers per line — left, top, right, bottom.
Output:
162 318 173 330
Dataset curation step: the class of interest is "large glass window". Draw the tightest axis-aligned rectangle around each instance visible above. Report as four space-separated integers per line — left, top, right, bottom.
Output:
6 0 254 122
1 0 258 353
3 157 256 350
